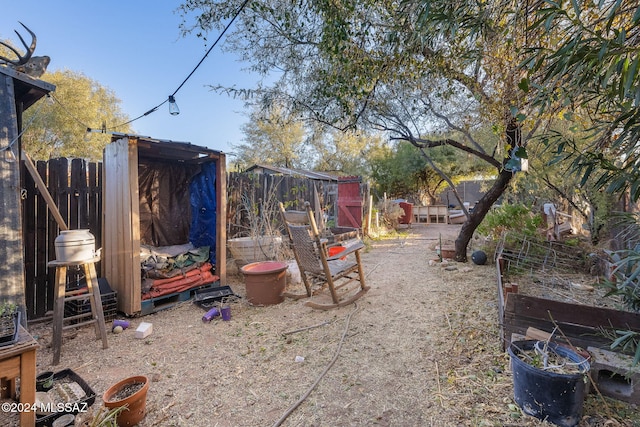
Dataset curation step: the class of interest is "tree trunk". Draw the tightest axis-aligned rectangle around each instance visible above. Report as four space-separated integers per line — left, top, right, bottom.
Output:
454 169 514 261
454 118 521 262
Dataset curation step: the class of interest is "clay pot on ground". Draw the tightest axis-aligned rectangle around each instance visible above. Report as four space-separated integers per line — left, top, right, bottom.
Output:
240 261 288 306
102 375 149 426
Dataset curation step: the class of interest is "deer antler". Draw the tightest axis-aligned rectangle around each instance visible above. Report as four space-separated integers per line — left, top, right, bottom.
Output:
0 22 36 66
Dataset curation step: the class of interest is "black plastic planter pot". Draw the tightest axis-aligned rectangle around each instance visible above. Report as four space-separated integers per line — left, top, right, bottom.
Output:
508 340 590 427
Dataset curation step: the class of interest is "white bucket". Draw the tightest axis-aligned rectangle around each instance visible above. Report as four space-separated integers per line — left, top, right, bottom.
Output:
227 236 282 267
54 229 96 262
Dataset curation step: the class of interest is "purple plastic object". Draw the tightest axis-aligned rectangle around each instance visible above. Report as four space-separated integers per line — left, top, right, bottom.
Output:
202 307 221 323
112 319 130 330
221 305 231 321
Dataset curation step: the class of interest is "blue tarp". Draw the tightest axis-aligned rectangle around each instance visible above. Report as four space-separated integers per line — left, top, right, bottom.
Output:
189 162 217 261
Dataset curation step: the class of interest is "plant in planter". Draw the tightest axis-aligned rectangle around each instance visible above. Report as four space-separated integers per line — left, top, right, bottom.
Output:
102 375 149 427
508 340 590 427
0 301 20 347
228 184 284 267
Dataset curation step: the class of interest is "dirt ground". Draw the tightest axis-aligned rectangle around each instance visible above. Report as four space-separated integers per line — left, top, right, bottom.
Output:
28 224 639 426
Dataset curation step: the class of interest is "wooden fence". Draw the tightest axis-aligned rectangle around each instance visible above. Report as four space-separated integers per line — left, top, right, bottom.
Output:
226 172 339 238
21 158 102 319
20 164 364 320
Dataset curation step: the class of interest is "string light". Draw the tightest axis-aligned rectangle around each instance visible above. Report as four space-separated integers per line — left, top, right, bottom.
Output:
168 95 180 116
85 0 250 133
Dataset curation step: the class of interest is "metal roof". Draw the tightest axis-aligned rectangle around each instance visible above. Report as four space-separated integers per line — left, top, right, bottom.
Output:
245 164 342 181
110 134 225 164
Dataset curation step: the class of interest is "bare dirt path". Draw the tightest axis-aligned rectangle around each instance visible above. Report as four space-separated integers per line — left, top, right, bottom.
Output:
29 224 637 426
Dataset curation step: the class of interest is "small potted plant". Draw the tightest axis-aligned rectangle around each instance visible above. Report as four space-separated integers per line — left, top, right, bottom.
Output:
0 301 20 347
102 375 149 426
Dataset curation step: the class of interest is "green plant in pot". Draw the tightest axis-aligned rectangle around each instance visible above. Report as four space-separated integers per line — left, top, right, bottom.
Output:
0 301 20 347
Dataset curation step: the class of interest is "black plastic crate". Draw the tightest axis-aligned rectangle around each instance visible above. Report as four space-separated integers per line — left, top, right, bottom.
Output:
194 285 239 309
0 311 21 348
35 368 96 427
64 278 117 323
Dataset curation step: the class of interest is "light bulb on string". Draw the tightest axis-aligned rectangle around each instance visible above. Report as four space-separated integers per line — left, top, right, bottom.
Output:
3 146 16 163
168 96 180 116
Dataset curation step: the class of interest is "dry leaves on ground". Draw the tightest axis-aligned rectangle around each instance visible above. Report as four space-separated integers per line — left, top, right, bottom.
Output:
28 224 639 427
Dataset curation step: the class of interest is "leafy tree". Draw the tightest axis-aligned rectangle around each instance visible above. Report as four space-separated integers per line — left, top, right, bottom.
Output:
179 0 555 261
309 127 384 177
370 141 450 204
524 1 640 200
20 70 131 161
233 102 307 169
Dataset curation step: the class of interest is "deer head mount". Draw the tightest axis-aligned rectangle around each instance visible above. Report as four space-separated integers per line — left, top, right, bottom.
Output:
0 22 37 66
1 22 50 78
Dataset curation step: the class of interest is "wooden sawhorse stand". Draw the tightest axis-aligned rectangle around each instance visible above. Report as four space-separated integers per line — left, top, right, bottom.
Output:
48 257 108 365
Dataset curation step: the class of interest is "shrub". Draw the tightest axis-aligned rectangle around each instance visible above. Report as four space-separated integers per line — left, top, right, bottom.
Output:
476 203 543 240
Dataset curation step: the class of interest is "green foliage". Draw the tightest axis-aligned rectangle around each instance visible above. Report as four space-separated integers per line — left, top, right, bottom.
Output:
178 0 608 257
309 128 383 177
234 102 307 169
21 70 131 161
87 405 128 427
524 1 640 202
0 301 17 317
476 204 543 241
603 248 640 313
370 142 439 201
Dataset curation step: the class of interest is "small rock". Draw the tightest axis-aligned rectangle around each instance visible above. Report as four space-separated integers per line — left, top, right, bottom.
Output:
151 373 162 382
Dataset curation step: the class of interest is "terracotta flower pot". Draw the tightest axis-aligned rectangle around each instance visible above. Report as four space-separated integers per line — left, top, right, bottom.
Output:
103 375 149 426
240 261 288 306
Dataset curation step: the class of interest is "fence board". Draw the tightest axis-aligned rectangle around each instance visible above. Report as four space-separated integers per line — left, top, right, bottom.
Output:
36 161 49 317
22 158 37 319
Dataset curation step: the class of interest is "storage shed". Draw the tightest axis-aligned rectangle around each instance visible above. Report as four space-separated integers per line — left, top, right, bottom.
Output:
102 135 226 315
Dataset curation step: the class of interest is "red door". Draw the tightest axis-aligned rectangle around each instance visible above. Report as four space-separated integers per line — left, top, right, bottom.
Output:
337 177 362 228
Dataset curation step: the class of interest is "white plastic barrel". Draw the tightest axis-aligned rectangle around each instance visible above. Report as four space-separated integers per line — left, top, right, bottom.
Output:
54 229 96 262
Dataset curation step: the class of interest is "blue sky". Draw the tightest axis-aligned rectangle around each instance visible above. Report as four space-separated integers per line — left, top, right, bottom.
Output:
0 1 258 156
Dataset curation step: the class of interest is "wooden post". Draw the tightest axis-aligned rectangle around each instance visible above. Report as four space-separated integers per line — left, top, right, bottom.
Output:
0 74 27 326
22 150 68 230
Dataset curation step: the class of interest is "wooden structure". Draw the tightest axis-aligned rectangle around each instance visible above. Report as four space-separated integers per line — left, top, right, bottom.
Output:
21 158 102 319
0 325 38 427
501 293 640 350
102 135 226 315
280 202 369 310
496 232 640 351
0 66 55 327
412 205 449 224
337 176 364 229
227 172 335 239
49 257 108 365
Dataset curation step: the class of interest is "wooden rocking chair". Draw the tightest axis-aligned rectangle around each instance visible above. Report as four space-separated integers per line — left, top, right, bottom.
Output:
279 202 369 310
